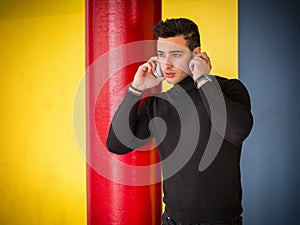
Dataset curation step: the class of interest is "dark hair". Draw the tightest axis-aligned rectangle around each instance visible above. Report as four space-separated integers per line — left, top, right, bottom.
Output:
153 18 201 51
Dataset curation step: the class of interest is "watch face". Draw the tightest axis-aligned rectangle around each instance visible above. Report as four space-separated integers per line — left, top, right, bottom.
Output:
205 75 212 82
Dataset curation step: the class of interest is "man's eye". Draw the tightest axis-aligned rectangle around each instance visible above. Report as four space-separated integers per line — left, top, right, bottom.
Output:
158 53 165 58
173 54 182 57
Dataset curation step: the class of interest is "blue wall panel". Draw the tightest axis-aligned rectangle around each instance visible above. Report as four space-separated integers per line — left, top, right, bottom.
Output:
239 0 300 224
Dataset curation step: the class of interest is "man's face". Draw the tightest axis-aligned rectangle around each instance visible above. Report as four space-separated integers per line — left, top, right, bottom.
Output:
157 35 193 84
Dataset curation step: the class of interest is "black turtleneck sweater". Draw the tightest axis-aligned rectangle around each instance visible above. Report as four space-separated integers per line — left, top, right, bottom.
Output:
106 75 253 224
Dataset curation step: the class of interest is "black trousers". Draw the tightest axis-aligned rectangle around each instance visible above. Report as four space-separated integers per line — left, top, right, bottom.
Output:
161 212 243 225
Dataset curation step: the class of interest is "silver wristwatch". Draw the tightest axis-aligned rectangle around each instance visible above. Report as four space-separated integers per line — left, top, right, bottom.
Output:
194 74 212 87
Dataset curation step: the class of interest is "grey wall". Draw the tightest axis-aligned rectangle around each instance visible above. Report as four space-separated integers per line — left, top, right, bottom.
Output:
238 0 300 224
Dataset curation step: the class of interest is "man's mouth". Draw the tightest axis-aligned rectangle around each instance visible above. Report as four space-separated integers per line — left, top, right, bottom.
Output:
164 72 175 78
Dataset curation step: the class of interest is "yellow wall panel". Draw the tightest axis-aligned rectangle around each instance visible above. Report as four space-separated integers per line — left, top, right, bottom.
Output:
0 1 86 225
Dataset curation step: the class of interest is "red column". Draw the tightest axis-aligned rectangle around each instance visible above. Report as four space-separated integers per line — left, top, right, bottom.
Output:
86 1 162 225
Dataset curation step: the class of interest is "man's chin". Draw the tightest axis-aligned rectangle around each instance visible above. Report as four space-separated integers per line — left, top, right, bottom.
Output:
165 78 176 84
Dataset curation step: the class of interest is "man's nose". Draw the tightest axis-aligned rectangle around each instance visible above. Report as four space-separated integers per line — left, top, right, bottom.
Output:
161 56 173 67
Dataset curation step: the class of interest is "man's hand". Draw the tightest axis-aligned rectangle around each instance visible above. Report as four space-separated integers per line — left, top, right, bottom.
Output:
189 52 212 87
131 57 165 92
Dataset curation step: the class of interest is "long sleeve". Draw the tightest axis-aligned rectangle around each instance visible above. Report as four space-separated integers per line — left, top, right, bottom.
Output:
106 91 153 154
198 76 253 145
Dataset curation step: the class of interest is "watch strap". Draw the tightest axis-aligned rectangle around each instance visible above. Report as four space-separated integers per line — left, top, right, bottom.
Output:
194 74 211 87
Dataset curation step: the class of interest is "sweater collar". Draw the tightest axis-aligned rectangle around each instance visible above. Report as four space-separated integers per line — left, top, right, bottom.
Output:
165 76 196 98
173 76 195 92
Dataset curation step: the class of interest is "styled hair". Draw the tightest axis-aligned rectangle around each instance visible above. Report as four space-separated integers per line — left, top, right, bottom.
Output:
153 18 201 51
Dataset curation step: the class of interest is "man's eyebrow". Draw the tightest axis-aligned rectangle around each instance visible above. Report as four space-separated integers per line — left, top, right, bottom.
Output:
169 50 185 54
157 50 185 53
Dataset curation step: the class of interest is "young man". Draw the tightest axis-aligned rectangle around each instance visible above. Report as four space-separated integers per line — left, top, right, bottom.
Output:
106 18 253 225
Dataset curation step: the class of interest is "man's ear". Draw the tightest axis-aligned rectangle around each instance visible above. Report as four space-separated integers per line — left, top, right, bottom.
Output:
193 47 201 54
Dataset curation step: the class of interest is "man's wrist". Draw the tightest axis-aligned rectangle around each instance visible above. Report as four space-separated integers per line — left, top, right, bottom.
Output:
128 83 144 96
194 74 212 89
197 79 209 88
